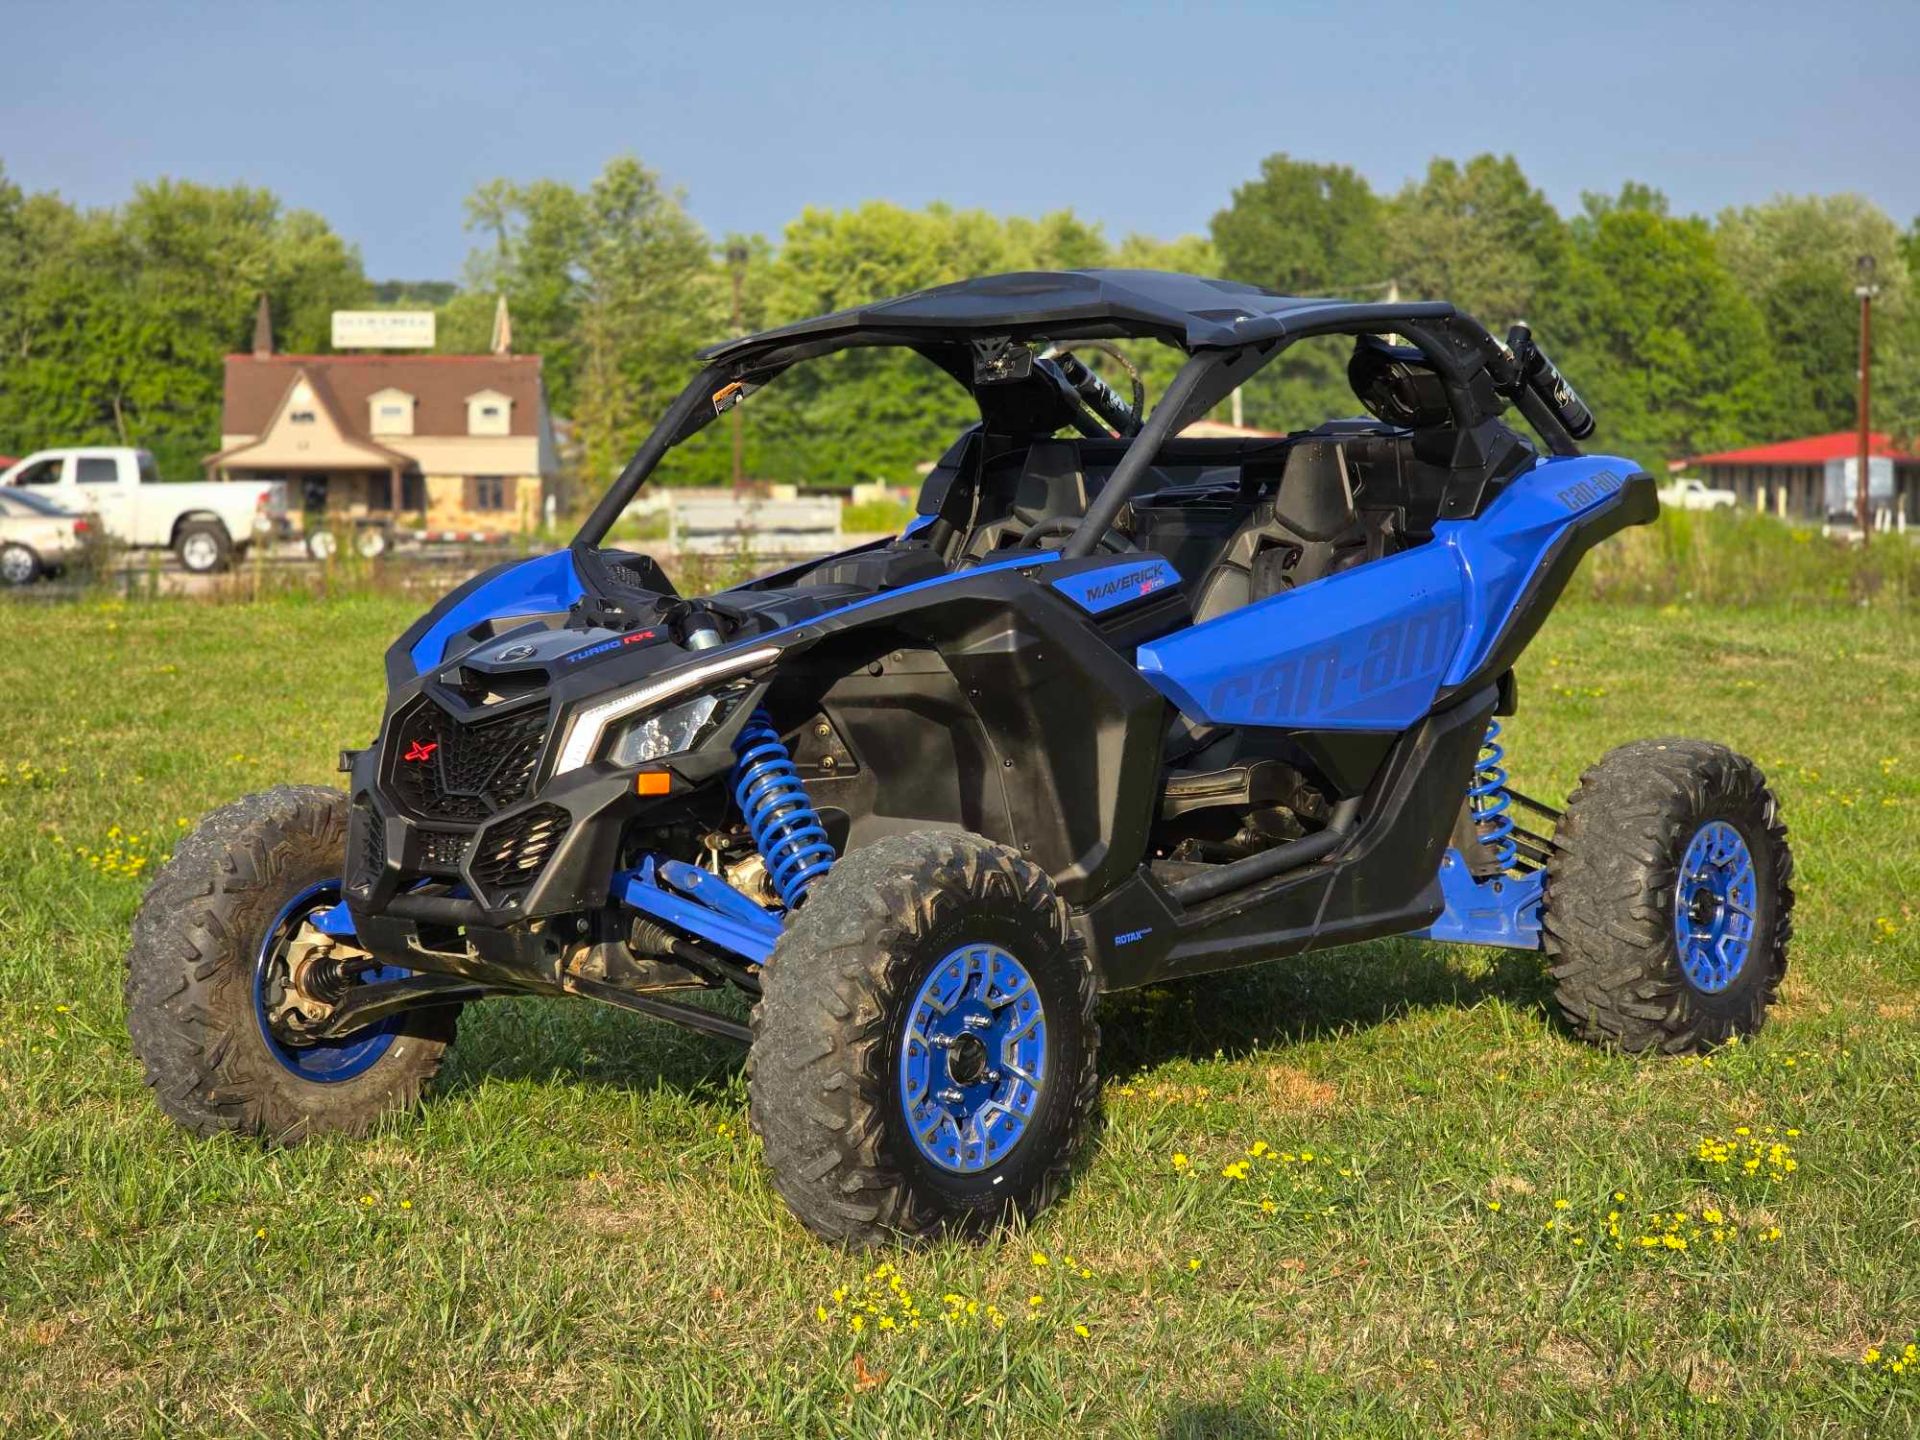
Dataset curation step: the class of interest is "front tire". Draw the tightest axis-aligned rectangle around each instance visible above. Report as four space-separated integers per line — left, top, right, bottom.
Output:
0 542 40 586
1545 739 1792 1053
750 831 1098 1245
125 785 458 1141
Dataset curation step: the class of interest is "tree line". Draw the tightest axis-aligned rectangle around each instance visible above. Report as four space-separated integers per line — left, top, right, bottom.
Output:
2 152 1916 487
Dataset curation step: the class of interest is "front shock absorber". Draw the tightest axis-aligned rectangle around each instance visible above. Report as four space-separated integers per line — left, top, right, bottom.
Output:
731 709 836 910
1468 718 1518 872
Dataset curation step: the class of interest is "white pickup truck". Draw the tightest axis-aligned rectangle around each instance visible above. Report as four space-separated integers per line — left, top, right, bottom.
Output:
1657 477 1737 511
0 447 288 572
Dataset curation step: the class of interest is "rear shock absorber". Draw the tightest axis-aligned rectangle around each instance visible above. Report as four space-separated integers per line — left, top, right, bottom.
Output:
1468 718 1517 872
731 709 836 910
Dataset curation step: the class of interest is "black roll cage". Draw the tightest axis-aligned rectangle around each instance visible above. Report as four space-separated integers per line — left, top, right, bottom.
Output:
572 303 1583 563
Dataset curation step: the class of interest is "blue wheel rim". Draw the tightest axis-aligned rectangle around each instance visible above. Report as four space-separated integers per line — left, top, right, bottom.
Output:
1673 821 1758 994
253 881 407 1083
898 943 1048 1174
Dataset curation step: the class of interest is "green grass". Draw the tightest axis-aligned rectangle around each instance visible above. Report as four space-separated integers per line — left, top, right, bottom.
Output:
0 592 1915 1437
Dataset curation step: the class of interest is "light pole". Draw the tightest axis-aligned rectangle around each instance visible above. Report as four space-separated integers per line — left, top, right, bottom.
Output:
1855 254 1881 537
727 241 750 491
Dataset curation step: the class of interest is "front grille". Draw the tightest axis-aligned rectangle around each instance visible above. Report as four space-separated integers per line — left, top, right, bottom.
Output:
389 702 551 822
418 830 471 871
469 804 571 902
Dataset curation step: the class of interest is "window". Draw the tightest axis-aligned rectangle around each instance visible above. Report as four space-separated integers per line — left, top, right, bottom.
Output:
470 476 509 511
466 390 511 436
137 451 159 484
369 389 415 436
76 457 119 484
11 457 64 486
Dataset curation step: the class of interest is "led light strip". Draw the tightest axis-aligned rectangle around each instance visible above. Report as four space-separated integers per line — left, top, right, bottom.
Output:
552 645 781 776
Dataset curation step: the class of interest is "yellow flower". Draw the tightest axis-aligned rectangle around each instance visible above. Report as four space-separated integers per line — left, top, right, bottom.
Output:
1553 1198 1570 1210
1030 1252 1049 1267
1486 1201 1501 1212
1249 1140 1270 1158
1260 1199 1277 1215
1028 1295 1043 1308
254 1227 267 1240
815 1305 829 1323
1074 1323 1091 1338
849 1315 864 1333
1172 1153 1189 1171
1187 1258 1202 1272
1221 1160 1251 1181
399 1200 412 1211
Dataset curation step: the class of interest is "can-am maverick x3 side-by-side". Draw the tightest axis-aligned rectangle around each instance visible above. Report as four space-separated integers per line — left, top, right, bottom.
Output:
127 271 1792 1243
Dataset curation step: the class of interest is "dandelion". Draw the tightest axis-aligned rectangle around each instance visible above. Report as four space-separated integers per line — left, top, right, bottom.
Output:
1486 1201 1502 1212
399 1200 412 1211
1171 1152 1189 1171
1260 1199 1277 1215
1248 1140 1270 1158
1028 1295 1043 1308
1187 1257 1202 1272
1553 1198 1570 1210
1030 1252 1049 1267
1221 1160 1251 1181
1074 1323 1091 1338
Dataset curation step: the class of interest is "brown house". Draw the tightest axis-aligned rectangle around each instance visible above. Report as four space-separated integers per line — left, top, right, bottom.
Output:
207 353 560 533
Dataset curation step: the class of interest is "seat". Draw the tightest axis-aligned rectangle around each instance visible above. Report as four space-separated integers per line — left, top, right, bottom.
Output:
1190 440 1365 623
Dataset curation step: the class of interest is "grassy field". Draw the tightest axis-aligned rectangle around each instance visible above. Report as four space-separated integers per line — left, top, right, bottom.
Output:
0 590 1915 1438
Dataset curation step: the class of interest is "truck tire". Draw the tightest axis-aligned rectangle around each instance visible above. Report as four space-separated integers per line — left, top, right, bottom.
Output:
750 831 1099 1246
125 786 458 1142
0 542 40 586
175 521 232 574
1545 739 1792 1054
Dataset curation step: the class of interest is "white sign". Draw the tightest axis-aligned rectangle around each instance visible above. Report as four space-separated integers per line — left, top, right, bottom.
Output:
331 310 436 350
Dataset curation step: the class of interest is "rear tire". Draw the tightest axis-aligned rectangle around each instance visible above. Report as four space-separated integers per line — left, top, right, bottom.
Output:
125 785 458 1141
175 521 232 574
750 831 1098 1245
1545 739 1792 1053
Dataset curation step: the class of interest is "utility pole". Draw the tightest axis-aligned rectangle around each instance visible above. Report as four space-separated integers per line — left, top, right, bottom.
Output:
727 241 749 491
1855 255 1881 538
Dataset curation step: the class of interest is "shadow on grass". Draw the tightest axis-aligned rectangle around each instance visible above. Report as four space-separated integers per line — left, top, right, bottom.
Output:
427 934 1553 1107
435 989 748 1103
1098 936 1556 1080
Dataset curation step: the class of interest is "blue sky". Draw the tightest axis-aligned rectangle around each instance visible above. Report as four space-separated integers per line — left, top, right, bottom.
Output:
3 0 1916 281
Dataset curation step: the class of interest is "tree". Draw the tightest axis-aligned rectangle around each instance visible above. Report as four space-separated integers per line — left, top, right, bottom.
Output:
1385 154 1565 328
1535 187 1778 469
1211 155 1389 431
1716 194 1914 437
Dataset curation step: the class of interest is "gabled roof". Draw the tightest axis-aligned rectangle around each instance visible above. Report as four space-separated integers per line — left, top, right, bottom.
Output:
1687 431 1919 466
222 353 545 440
206 366 416 471
698 269 1457 363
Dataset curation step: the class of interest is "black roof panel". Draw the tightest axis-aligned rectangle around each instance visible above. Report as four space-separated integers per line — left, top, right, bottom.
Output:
699 269 1459 362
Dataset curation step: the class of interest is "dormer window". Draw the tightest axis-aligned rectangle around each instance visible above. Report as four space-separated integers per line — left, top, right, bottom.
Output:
369 388 415 436
466 389 512 437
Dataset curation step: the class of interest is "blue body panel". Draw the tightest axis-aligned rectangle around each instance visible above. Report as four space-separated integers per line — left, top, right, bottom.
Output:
1413 849 1544 948
1135 455 1632 727
1050 556 1180 615
409 549 584 673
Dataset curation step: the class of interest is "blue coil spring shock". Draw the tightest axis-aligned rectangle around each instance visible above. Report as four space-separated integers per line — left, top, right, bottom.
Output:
1468 719 1517 871
731 709 836 910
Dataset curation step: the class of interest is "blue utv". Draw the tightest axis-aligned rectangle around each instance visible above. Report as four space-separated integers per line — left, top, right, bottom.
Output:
126 271 1793 1244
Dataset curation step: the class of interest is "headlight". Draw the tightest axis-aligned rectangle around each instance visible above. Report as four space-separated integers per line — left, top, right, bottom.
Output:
607 694 721 767
551 644 780 775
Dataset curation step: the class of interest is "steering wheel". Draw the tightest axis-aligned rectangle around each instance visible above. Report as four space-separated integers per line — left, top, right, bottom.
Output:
1015 514 1136 555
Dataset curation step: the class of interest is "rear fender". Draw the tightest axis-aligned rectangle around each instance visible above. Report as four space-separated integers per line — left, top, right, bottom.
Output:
1135 457 1653 727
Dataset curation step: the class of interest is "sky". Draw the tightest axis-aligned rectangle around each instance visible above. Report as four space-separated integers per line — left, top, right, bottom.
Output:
3 0 1916 283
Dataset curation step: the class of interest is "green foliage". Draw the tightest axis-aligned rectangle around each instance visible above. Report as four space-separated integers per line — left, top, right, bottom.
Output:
0 164 370 475
1534 188 1778 470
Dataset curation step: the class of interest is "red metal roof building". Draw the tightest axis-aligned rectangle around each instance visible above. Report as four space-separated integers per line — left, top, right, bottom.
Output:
1680 431 1918 521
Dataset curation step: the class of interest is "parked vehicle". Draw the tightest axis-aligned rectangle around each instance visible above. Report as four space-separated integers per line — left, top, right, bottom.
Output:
0 447 288 572
1658 476 1737 510
127 271 1793 1244
0 489 92 584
